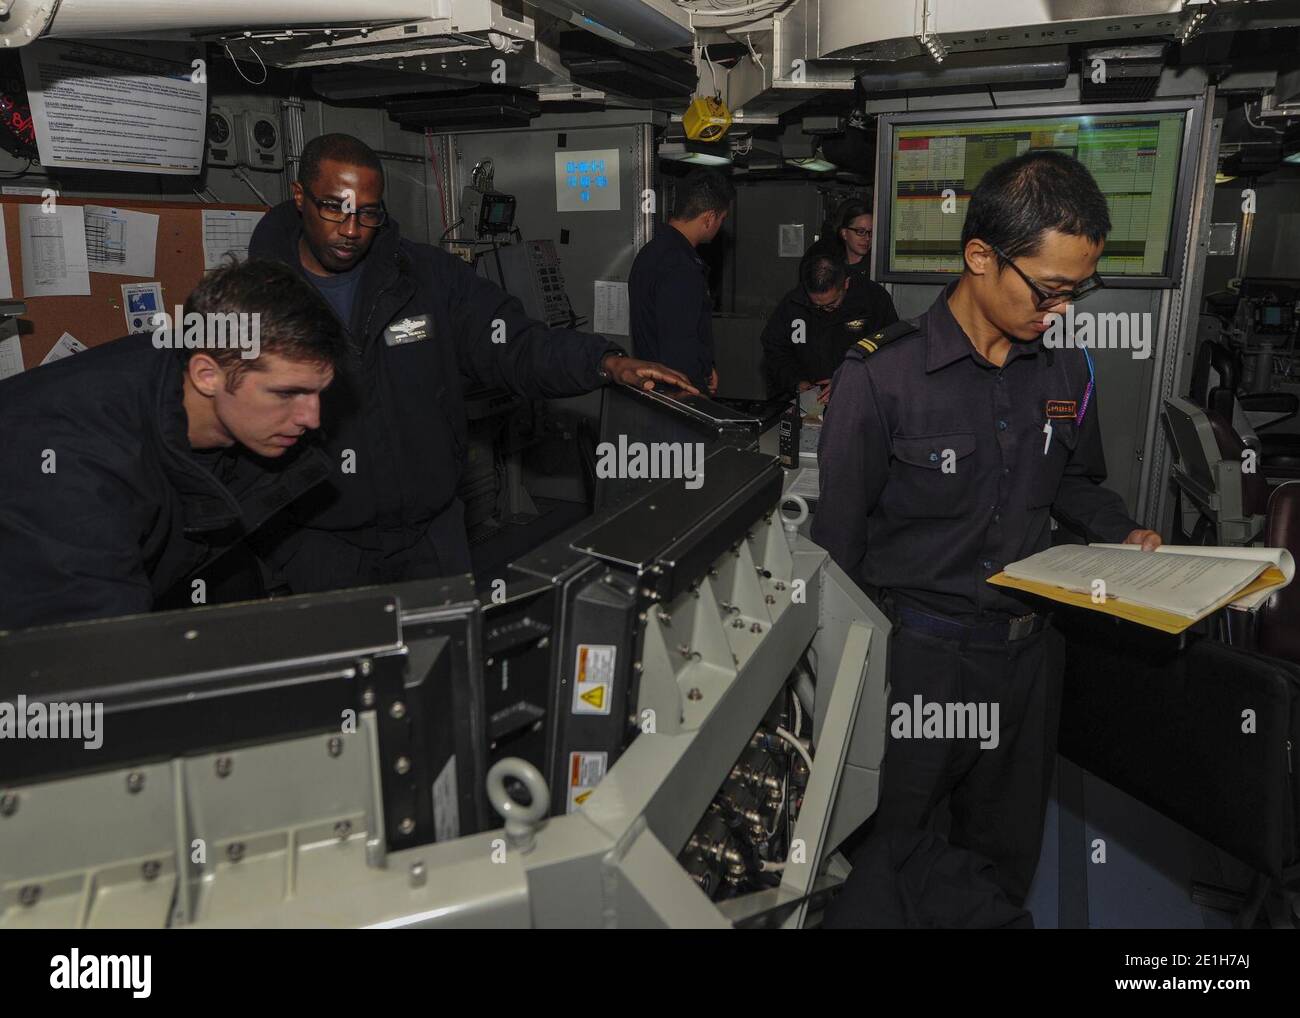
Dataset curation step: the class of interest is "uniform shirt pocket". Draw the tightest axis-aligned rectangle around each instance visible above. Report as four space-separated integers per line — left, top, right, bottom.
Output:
1027 418 1080 508
886 430 978 519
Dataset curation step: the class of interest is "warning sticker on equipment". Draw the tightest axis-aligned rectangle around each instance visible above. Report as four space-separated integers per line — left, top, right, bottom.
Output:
567 750 607 813
572 643 615 716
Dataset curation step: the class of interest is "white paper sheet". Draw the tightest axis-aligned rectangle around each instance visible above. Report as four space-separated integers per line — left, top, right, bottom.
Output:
202 209 265 269
0 333 23 380
1092 544 1296 610
0 211 12 300
40 331 87 365
83 205 159 277
20 203 90 297
20 39 206 174
1005 544 1287 619
593 279 629 335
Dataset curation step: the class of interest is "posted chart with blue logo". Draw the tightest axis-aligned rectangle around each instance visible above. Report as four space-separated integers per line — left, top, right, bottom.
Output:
555 148 621 213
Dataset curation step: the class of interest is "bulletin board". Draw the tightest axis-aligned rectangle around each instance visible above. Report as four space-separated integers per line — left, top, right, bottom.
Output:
0 196 268 370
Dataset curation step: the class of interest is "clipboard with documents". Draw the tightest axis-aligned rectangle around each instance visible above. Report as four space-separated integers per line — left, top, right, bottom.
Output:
988 544 1295 634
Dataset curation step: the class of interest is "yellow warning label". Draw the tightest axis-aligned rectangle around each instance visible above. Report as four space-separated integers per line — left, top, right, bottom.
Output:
572 644 616 715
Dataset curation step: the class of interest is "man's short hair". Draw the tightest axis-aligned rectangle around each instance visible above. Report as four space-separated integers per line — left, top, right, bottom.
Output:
960 150 1111 268
800 241 847 295
298 133 384 188
183 259 345 391
672 168 735 221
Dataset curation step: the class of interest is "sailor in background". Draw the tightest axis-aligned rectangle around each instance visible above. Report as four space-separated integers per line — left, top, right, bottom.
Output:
628 167 735 395
760 240 897 403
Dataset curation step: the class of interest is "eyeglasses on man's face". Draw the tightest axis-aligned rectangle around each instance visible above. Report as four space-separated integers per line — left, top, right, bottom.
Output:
843 226 873 239
303 186 387 229
987 241 1104 310
807 288 846 313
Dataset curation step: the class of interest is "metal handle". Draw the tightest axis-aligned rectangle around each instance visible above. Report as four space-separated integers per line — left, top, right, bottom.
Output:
486 757 549 853
780 493 809 532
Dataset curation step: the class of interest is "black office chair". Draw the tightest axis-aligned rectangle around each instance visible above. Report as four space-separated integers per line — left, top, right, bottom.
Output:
1189 340 1300 478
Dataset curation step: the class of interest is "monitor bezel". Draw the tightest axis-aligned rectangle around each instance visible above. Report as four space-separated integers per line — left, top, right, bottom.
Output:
871 98 1205 289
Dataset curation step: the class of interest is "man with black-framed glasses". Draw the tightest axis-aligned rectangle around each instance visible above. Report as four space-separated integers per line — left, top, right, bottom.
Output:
813 149 1161 911
248 133 695 594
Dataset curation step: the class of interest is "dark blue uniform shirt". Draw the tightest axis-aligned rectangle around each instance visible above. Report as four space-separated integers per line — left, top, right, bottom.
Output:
811 284 1139 622
628 223 714 391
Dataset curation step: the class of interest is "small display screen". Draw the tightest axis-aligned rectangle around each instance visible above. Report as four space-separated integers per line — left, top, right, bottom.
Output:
480 194 515 231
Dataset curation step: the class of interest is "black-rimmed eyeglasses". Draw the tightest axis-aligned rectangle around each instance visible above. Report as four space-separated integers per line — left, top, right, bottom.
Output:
988 241 1104 310
302 186 387 229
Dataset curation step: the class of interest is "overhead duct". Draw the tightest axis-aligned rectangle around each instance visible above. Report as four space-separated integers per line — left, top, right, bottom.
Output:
722 0 1300 116
560 31 696 99
856 46 1069 97
529 0 692 51
0 0 439 47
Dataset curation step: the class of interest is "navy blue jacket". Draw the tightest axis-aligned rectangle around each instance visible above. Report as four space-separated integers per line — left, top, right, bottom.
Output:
628 224 714 390
0 335 331 629
812 285 1138 622
247 201 620 587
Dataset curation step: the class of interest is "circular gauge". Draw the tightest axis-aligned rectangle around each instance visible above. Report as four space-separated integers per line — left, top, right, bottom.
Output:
207 112 230 145
252 118 277 150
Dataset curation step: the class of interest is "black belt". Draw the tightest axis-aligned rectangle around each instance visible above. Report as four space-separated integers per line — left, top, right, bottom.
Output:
895 605 1050 645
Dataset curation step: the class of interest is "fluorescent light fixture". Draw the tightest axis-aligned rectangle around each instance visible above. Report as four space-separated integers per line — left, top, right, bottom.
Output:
659 140 733 166
785 156 838 172
680 152 733 166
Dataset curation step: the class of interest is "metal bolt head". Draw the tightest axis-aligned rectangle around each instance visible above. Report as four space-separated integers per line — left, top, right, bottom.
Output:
394 756 411 775
215 756 232 778
775 581 786 591
657 611 671 625
327 736 344 758
142 860 161 882
765 594 776 605
126 771 145 794
227 842 245 863
18 884 40 908
751 622 763 634
359 659 372 677
731 618 745 628
334 820 352 840
361 688 376 708
398 817 415 835
389 701 407 720
0 792 17 817
409 861 427 887
687 688 703 701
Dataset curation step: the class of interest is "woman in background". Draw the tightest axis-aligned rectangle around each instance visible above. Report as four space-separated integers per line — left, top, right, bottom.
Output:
829 197 875 285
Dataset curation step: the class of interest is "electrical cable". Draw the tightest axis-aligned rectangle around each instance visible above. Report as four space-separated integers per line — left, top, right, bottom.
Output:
232 166 272 206
223 42 268 86
1244 100 1285 135
425 128 448 234
776 726 813 775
